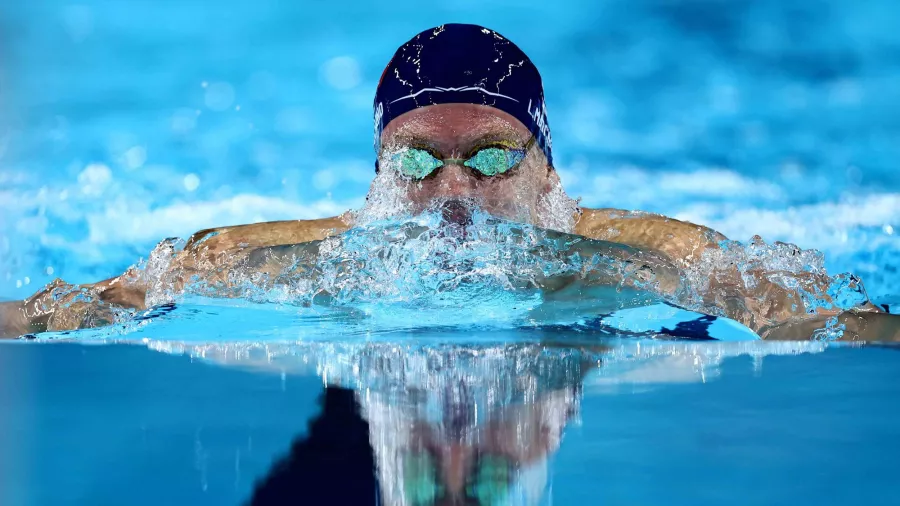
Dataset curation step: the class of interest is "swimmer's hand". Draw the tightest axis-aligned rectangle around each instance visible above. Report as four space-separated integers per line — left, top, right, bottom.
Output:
0 275 148 338
760 309 900 342
0 279 79 338
0 301 33 338
0 279 74 338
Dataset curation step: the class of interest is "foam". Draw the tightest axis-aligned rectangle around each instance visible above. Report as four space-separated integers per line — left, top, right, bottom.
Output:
0 191 359 248
146 208 673 320
83 194 358 244
567 166 787 210
676 193 900 252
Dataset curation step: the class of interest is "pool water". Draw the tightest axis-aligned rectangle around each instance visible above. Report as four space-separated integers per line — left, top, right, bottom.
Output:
1 0 898 303
1 0 900 504
2 340 899 505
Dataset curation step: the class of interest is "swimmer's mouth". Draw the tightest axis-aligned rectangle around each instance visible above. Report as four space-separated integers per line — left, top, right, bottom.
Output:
436 199 475 227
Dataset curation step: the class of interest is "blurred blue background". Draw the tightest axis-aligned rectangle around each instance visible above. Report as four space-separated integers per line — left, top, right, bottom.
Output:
0 0 898 304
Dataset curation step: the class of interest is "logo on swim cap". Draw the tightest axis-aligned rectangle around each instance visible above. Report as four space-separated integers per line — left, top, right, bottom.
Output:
527 99 552 152
389 86 520 105
373 24 553 167
373 101 384 151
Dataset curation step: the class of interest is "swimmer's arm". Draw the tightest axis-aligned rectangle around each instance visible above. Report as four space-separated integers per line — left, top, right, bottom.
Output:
575 208 894 340
0 216 352 338
0 233 319 339
575 208 725 268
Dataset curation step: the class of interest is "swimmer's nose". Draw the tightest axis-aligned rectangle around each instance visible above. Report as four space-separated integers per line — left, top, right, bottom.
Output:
433 163 476 199
440 444 472 497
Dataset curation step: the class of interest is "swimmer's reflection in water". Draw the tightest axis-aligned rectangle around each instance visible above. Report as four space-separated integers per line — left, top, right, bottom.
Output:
248 392 575 506
248 346 592 506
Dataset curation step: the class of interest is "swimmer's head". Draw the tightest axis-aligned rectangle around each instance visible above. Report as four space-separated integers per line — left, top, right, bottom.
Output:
364 24 576 230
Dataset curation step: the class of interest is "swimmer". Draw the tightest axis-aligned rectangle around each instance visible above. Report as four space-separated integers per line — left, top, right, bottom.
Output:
1 23 897 341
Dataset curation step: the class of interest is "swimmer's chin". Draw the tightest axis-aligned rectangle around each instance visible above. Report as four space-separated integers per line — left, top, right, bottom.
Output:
435 198 475 226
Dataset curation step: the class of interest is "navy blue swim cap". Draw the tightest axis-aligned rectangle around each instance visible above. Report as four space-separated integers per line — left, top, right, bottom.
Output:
374 24 553 166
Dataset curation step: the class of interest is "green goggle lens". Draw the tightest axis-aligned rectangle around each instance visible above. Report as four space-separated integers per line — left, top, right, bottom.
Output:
463 147 526 177
403 452 444 505
401 451 514 505
390 145 528 180
392 148 445 179
467 455 512 506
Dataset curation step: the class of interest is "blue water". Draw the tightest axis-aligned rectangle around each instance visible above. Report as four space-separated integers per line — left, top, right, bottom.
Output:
1 0 898 301
2 0 900 504
2 341 899 505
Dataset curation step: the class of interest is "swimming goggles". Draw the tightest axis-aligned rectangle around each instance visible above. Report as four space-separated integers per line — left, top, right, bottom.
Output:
402 450 514 505
384 135 537 180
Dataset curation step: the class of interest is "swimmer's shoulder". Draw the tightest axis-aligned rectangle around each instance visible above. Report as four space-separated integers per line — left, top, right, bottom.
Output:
575 207 727 266
183 213 353 256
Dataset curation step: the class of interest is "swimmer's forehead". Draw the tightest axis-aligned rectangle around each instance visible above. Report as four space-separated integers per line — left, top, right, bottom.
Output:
381 103 531 152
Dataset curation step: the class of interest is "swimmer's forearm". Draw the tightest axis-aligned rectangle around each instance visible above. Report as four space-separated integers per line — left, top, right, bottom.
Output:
576 209 726 268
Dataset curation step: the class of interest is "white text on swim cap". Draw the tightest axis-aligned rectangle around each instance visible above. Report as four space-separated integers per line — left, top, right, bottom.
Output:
527 99 552 151
373 101 384 151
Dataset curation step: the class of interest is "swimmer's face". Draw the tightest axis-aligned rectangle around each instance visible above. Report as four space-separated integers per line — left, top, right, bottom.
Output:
376 104 559 225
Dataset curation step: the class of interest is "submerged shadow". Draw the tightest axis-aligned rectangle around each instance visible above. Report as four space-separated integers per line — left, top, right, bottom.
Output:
247 386 378 505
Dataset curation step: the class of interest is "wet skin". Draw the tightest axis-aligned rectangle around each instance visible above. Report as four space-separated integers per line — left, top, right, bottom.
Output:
378 103 559 227
0 104 897 341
